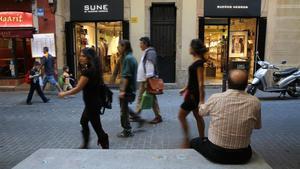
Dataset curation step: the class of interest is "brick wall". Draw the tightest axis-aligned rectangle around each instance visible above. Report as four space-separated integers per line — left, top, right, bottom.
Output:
37 0 56 33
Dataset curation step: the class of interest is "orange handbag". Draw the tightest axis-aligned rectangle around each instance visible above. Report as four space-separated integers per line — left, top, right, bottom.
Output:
147 77 164 95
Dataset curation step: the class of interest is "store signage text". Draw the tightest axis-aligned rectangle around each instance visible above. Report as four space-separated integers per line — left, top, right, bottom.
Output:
84 4 109 13
70 0 123 21
217 6 249 9
204 0 261 17
0 29 33 38
0 12 33 27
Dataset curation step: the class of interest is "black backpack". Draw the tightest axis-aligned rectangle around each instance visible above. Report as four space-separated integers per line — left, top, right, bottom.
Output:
99 84 113 115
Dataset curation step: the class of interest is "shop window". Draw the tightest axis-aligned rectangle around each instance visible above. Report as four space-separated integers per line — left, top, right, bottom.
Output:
97 22 122 84
74 21 123 84
204 24 228 85
204 18 257 84
229 18 257 78
15 38 26 76
0 38 33 79
0 38 15 78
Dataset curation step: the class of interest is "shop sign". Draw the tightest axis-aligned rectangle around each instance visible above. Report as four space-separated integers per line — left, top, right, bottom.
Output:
0 12 33 27
0 29 33 38
131 17 138 23
70 0 124 21
204 0 261 17
37 8 45 17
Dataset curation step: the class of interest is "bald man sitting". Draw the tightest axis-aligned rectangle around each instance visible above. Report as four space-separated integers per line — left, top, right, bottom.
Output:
190 69 261 164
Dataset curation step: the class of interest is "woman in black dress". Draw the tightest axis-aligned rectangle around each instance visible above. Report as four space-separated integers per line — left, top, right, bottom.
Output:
59 48 109 149
178 39 208 148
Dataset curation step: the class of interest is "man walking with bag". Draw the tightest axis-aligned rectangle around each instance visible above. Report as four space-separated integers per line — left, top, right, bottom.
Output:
132 37 162 124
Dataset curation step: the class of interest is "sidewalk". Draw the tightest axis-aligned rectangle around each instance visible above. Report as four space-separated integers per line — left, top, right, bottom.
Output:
0 89 299 169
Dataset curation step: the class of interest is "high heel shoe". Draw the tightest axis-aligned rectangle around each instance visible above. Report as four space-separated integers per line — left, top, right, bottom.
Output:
97 134 109 149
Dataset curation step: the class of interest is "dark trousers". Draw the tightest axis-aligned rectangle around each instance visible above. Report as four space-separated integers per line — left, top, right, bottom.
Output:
80 107 106 145
26 83 48 103
190 137 252 164
119 95 135 132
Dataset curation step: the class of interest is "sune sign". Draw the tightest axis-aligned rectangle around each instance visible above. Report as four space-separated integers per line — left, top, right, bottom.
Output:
204 0 261 17
84 5 109 13
71 0 123 21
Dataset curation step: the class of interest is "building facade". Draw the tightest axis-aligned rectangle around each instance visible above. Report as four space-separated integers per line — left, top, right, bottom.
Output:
58 0 299 87
1 0 299 88
0 0 57 87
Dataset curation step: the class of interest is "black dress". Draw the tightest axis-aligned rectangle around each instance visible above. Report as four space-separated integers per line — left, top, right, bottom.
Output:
181 59 204 112
81 68 101 111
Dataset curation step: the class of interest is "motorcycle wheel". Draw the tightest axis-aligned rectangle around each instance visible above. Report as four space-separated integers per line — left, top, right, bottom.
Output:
287 82 300 97
247 84 257 95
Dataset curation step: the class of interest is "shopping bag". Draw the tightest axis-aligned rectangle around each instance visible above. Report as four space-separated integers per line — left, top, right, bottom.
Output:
58 75 64 88
141 91 154 110
147 77 164 95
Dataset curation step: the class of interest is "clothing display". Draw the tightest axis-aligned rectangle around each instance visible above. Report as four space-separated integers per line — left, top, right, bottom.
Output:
98 40 109 72
107 36 119 56
107 36 120 73
74 22 123 84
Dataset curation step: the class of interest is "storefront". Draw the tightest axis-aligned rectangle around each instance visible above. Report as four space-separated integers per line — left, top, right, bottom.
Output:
0 11 34 85
200 0 266 85
66 0 128 84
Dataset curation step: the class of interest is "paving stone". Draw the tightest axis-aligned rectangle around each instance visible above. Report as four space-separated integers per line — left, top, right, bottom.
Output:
0 89 299 169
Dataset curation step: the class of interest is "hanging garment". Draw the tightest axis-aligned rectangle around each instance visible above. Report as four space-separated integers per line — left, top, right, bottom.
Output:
107 36 119 56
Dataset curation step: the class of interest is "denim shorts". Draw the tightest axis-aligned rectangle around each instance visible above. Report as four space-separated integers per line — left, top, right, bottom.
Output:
43 75 57 86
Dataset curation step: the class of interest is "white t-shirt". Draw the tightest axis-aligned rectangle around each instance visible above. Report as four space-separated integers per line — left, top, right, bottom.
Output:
137 48 155 82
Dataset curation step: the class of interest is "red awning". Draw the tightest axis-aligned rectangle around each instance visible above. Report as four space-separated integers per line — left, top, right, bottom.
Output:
0 29 34 38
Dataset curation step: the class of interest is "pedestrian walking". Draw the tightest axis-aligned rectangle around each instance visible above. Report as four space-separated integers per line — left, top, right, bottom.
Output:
131 37 162 124
58 48 109 149
178 39 207 148
62 65 73 92
41 47 62 92
26 61 50 105
117 40 138 137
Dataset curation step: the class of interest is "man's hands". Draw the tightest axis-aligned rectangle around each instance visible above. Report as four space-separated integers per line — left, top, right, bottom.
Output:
119 91 126 99
54 70 58 77
179 87 187 96
58 92 67 98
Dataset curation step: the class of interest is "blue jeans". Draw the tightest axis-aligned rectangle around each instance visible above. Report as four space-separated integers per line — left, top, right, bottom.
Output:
42 75 60 91
43 75 58 86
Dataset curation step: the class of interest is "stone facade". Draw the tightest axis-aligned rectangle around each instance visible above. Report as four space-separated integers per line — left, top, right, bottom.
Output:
54 0 299 87
265 0 300 68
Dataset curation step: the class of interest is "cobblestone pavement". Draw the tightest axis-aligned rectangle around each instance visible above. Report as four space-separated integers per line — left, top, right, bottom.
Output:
0 88 299 169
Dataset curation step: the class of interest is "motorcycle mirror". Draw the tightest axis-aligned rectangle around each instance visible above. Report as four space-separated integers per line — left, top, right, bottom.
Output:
281 61 287 64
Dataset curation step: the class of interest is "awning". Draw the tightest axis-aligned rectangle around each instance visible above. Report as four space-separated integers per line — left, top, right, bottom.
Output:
0 28 34 38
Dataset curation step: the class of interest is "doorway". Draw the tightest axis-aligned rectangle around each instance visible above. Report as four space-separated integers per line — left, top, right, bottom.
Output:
150 4 176 83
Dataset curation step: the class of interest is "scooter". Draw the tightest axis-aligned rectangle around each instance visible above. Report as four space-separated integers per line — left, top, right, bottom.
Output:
247 52 300 97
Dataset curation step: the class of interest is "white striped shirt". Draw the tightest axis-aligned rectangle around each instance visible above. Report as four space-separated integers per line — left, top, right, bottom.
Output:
199 89 261 149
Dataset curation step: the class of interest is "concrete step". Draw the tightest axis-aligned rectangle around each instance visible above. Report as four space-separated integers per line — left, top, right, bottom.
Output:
13 149 272 169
